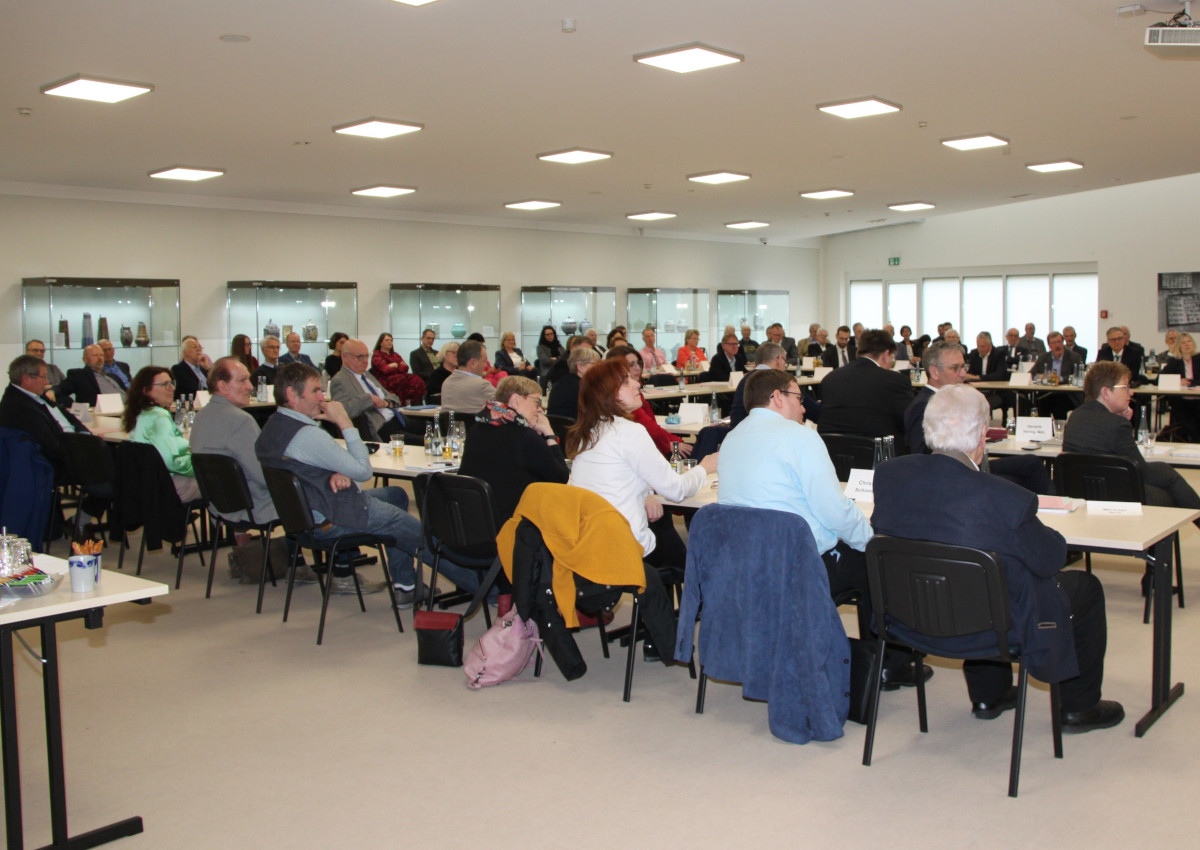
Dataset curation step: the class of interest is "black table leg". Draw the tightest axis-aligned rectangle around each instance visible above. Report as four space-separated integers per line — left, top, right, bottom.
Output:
2 628 26 850
1137 539 1186 737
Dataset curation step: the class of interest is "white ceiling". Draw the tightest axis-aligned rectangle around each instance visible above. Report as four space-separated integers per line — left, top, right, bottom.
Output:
3 0 1198 245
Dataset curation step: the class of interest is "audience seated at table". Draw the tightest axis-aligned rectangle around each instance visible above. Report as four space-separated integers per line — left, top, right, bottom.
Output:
675 329 707 369
123 366 199 501
439 339 495 415
98 340 132 391
252 336 282 386
58 344 127 406
324 332 349 380
818 329 911 445
536 325 564 386
706 333 746 383
330 338 424 442
426 342 458 399
493 331 538 380
0 354 90 483
1159 332 1200 442
547 346 599 420
459 376 570 528
605 345 690 459
230 334 259 373
729 342 819 427
370 332 426 406
172 338 210 400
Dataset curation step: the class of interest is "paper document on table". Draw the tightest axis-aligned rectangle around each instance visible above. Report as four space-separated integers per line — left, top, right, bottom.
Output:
1086 500 1143 516
1037 495 1084 513
843 469 874 501
404 460 460 472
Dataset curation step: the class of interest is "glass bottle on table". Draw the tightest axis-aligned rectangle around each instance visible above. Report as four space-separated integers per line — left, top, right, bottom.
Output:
670 440 682 473
709 391 719 423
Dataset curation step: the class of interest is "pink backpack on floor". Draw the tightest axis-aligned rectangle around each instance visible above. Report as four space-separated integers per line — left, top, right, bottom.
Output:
463 611 543 689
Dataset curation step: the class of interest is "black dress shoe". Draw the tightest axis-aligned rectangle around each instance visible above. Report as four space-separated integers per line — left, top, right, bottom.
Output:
972 685 1019 720
880 663 934 691
1062 699 1125 734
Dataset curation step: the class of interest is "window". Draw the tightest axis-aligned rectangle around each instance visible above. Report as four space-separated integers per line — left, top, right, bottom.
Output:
849 280 883 330
887 282 917 335
1005 275 1050 343
1052 273 1099 358
961 277 1003 348
921 278 960 339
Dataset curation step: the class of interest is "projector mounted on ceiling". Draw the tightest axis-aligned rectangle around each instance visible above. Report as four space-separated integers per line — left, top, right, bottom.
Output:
1145 1 1200 53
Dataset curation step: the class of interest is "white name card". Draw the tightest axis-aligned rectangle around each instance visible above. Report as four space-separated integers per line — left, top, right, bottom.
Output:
69 402 92 423
1015 416 1054 442
802 356 816 370
194 390 211 408
814 366 834 382
728 371 744 388
1008 371 1032 386
843 469 875 501
94 393 124 415
1087 500 1143 516
677 402 707 425
893 359 910 371
1158 374 1182 391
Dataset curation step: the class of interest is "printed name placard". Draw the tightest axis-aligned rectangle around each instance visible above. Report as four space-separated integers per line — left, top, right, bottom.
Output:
1015 416 1054 442
94 393 124 415
893 359 910 371
1086 500 1143 516
69 402 92 424
194 390 211 408
1158 374 1182 391
1008 372 1032 386
843 469 875 501
728 371 744 388
677 402 708 425
814 366 834 382
802 356 816 370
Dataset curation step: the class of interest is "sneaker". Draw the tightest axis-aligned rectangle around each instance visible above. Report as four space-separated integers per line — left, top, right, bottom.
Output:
393 584 436 610
329 573 386 595
290 564 320 584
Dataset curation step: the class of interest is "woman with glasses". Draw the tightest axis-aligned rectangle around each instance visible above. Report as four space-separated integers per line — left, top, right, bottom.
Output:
604 345 691 460
566 358 717 574
122 366 199 501
459 376 569 529
1160 332 1200 440
370 332 425 405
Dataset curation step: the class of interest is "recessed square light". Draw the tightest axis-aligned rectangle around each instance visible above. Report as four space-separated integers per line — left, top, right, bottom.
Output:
888 201 935 212
726 220 769 230
148 166 224 181
537 148 613 164
634 42 743 74
688 171 750 185
1027 160 1083 173
941 134 1009 151
41 74 153 103
505 200 561 211
389 0 440 5
800 189 854 200
351 185 416 197
627 211 677 221
333 118 423 138
817 97 901 119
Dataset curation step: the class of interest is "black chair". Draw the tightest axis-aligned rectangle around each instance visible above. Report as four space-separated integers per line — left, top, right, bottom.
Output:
819 432 877 482
862 535 1063 798
412 472 502 628
59 432 115 541
191 453 278 612
261 466 402 645
1053 452 1183 622
547 415 575 445
113 442 206 589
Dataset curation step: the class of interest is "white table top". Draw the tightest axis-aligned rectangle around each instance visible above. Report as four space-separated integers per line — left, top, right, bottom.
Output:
367 444 460 478
0 554 168 627
654 415 725 437
987 436 1200 467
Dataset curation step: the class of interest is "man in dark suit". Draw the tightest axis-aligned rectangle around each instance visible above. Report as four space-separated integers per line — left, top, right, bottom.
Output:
1062 325 1087 364
807 328 834 360
765 323 799 365
57 344 127 406
1095 325 1147 385
821 325 857 368
817 328 911 444
874 384 1123 732
1021 323 1047 356
729 342 818 426
172 338 210 398
1063 360 1200 516
278 332 317 368
98 340 132 390
965 331 1009 382
410 329 438 382
251 336 282 386
1000 327 1029 370
706 333 747 383
0 355 90 482
1031 331 1084 420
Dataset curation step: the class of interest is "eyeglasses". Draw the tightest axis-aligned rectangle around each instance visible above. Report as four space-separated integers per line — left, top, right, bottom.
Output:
941 363 967 372
1111 384 1131 391
520 394 543 409
152 379 176 388
777 389 805 399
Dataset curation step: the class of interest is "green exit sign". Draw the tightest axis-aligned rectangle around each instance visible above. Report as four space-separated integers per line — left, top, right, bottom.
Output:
888 257 900 266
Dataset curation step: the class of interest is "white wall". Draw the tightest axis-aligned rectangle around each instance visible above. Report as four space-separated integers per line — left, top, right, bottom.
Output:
821 171 1200 346
0 194 820 364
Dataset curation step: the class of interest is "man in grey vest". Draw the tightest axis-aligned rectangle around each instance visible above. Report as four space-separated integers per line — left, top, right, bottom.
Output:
255 363 429 606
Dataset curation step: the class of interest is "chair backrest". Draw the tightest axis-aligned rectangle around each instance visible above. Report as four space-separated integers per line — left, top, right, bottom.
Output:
547 415 574 444
420 472 498 560
192 452 255 520
819 432 877 482
866 535 1012 660
261 466 317 536
113 441 191 542
1054 452 1144 502
60 431 115 489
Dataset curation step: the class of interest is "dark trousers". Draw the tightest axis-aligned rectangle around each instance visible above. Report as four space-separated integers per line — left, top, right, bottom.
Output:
963 570 1107 713
574 564 676 664
1143 462 1200 526
646 513 688 569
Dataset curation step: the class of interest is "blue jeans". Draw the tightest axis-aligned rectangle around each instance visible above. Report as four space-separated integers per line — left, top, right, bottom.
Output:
312 487 421 587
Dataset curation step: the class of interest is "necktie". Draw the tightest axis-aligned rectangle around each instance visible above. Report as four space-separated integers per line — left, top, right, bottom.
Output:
360 374 380 396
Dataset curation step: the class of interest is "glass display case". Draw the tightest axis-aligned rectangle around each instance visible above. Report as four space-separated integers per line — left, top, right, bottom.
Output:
626 288 711 361
389 284 502 361
520 286 617 353
227 281 357 364
22 276 181 370
716 290 790 341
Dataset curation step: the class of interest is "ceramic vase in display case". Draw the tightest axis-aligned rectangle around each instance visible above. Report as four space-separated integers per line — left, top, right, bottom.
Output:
120 325 133 347
135 322 150 347
560 316 578 335
302 318 319 342
451 321 467 339
97 316 109 344
263 318 280 339
81 313 94 347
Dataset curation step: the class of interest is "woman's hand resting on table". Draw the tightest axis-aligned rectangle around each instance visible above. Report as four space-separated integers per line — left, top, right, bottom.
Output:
644 495 664 522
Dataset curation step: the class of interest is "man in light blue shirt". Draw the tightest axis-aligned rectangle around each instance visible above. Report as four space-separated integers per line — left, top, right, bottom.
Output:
718 368 928 689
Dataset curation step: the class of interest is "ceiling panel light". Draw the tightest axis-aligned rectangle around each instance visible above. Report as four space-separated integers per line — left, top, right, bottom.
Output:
333 118 423 138
389 0 440 5
505 200 560 211
351 185 416 197
888 201 935 212
627 211 677 221
634 42 743 74
800 189 854 200
817 97 901 119
148 166 224 181
941 134 1009 151
537 148 612 164
726 221 769 230
687 171 750 185
1027 160 1083 173
41 74 153 103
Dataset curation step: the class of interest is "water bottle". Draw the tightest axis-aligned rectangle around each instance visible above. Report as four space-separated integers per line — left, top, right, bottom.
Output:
883 435 895 461
670 440 682 473
442 412 454 459
1138 405 1151 448
430 426 443 458
709 391 719 423
1006 413 1016 438
872 436 884 468
423 422 435 456
257 375 268 402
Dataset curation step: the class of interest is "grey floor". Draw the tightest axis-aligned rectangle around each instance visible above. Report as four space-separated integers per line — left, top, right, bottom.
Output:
9 477 1200 849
